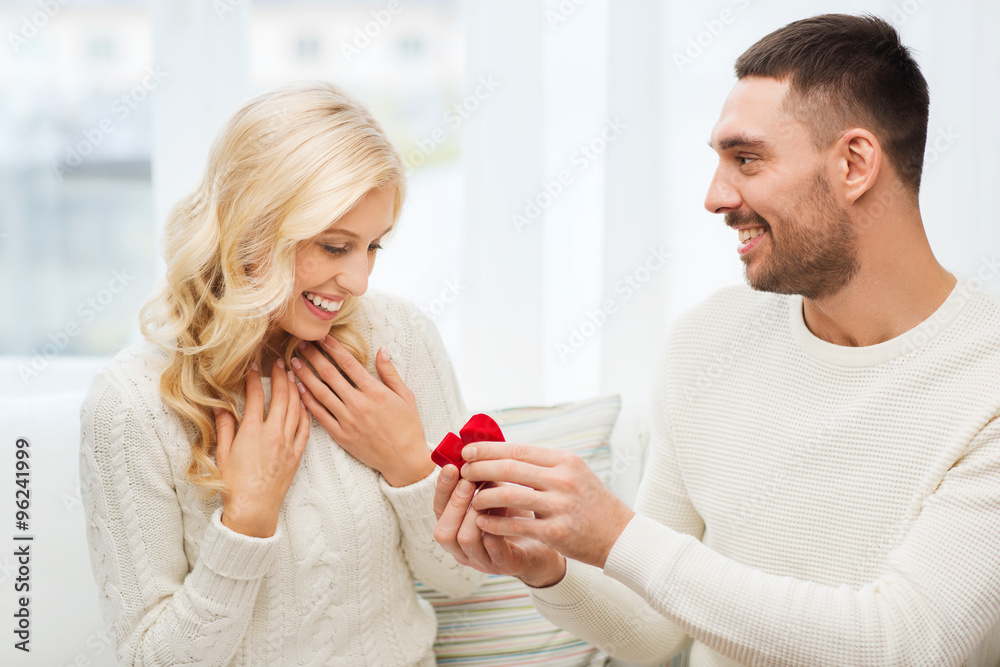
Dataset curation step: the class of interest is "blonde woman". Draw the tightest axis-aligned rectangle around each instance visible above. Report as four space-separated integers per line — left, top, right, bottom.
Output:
79 81 483 665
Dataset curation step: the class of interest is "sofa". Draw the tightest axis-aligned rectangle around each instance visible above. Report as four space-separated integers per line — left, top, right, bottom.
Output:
0 357 687 667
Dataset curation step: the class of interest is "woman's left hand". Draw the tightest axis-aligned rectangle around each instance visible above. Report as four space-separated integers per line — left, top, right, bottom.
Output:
292 335 434 487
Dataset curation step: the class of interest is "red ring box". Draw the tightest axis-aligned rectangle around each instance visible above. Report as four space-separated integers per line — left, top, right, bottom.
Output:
432 414 505 469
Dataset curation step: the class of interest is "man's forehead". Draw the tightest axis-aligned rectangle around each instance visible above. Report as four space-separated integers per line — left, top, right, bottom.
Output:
709 76 799 150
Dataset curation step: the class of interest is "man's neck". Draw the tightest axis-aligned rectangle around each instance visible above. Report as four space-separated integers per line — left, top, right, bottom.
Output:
801 229 956 348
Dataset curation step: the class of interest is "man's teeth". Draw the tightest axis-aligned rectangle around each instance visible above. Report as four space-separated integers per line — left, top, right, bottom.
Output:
739 227 766 244
304 292 343 313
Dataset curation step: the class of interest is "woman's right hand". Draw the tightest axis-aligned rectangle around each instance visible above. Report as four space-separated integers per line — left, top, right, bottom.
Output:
213 359 310 538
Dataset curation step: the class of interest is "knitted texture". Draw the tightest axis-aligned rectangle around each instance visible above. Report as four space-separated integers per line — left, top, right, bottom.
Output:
529 277 1000 667
79 291 484 666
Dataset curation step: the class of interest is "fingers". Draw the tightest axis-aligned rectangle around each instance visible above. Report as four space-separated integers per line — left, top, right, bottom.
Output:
244 362 264 423
475 510 534 539
266 359 289 426
213 406 235 465
482 531 514 567
433 478 477 558
281 370 301 446
319 335 375 391
471 482 548 516
291 353 347 416
461 457 556 491
375 346 411 398
455 483 497 567
298 376 344 441
296 341 354 404
433 465 461 520
461 441 566 468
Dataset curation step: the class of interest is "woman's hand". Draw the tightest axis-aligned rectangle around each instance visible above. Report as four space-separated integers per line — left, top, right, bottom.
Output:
292 335 433 487
213 359 310 538
432 466 568 587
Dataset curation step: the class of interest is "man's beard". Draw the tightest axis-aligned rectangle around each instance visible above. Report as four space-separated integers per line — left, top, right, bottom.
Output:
727 173 860 301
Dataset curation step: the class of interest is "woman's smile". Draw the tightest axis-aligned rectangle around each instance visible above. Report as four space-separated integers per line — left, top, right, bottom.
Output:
302 290 344 319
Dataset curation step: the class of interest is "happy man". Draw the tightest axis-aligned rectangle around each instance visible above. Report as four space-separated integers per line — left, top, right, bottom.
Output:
434 14 1000 666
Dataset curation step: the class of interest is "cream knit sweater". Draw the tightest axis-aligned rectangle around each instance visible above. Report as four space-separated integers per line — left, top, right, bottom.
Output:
79 291 484 666
530 277 1000 667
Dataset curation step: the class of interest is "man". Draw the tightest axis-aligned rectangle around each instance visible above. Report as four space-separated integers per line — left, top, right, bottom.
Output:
433 14 1000 666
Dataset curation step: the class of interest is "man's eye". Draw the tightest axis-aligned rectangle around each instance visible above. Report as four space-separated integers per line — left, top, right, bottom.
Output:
739 156 757 166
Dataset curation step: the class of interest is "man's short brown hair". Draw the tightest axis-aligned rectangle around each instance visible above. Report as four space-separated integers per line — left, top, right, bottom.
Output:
736 14 929 194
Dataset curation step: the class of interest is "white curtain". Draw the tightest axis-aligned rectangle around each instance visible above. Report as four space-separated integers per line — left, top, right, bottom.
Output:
141 0 999 498
456 0 1000 481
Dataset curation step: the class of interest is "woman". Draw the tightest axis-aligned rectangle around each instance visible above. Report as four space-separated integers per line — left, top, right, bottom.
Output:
79 81 483 666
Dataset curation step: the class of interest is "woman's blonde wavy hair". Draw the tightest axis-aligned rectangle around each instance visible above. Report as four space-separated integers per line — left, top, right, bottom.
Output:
140 81 407 493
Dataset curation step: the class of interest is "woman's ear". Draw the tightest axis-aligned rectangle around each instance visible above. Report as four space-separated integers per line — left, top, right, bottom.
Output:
837 128 881 204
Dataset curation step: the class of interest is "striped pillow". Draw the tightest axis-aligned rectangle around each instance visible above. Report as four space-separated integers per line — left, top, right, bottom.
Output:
416 395 620 666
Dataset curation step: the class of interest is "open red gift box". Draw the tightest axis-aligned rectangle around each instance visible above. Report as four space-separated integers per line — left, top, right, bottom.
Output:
431 414 505 469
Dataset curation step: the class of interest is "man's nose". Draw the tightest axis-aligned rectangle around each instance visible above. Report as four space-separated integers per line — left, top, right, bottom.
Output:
704 167 742 214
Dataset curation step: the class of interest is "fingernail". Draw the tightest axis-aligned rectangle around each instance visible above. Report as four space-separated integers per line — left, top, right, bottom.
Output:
297 381 306 394
291 357 302 370
441 466 455 483
297 340 307 350
456 479 474 497
250 362 259 372
211 406 221 415
463 446 477 460
379 346 391 362
286 371 295 383
277 358 285 369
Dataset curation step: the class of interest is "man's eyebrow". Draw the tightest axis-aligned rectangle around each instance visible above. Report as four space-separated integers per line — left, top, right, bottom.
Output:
708 135 768 151
320 224 394 240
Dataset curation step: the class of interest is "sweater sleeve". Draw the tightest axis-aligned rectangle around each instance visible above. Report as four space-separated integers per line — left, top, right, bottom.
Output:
378 303 485 598
528 354 700 663
79 369 279 666
601 415 1000 666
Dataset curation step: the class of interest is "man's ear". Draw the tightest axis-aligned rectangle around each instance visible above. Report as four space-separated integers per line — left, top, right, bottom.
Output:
836 128 881 204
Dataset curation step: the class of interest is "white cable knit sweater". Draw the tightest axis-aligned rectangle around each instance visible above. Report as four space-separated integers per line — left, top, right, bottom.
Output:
79 291 484 666
529 276 1000 667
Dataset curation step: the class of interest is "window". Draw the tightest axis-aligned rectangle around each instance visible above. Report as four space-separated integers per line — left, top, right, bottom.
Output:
0 2 154 374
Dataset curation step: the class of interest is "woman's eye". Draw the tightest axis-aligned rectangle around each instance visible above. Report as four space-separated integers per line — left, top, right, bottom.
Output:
318 243 382 255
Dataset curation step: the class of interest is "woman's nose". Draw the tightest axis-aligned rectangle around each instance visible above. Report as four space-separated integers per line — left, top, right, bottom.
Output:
335 251 370 297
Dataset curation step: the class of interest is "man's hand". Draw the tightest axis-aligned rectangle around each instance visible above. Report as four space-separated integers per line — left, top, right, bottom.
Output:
459 443 635 569
433 465 567 588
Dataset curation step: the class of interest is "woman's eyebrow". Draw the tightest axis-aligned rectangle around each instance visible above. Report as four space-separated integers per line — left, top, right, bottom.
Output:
320 225 394 240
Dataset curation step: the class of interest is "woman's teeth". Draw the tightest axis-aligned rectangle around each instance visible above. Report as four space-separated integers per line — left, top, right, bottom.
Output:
304 291 343 313
739 227 767 244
